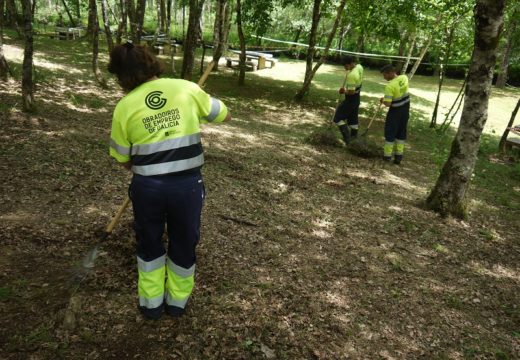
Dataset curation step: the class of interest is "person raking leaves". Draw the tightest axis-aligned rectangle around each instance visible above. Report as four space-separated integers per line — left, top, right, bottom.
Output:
108 42 231 320
333 56 364 145
380 64 410 165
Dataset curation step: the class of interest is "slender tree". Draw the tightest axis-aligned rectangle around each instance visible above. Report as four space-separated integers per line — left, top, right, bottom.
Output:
426 0 506 219
498 98 520 153
295 0 346 101
408 33 432 80
181 0 204 80
236 0 246 85
6 0 21 37
0 0 12 81
21 0 34 112
100 0 115 51
60 0 76 26
496 8 518 88
89 0 108 88
212 0 231 71
116 0 127 44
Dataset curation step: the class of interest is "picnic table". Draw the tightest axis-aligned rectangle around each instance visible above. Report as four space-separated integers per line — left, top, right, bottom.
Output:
54 27 83 40
506 125 520 150
141 35 182 54
227 50 276 71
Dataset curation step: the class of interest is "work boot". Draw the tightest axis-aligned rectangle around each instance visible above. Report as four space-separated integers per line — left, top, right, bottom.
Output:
139 305 163 320
394 155 403 165
338 124 350 145
350 128 358 138
166 305 186 318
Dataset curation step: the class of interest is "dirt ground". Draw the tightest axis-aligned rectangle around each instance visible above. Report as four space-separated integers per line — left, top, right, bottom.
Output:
0 35 519 359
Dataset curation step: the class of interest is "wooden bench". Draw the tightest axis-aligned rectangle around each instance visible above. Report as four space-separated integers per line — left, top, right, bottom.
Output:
226 58 257 71
505 137 520 151
54 27 82 40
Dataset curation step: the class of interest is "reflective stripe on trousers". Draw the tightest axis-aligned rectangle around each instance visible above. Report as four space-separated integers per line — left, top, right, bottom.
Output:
165 257 195 309
137 254 166 309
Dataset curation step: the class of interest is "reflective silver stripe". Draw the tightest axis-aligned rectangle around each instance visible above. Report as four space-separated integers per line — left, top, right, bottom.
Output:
206 98 221 122
396 140 405 144
132 153 204 176
167 258 195 278
137 254 166 272
139 294 164 309
131 133 201 155
391 98 410 107
165 292 189 308
350 124 359 129
110 138 131 156
385 141 394 146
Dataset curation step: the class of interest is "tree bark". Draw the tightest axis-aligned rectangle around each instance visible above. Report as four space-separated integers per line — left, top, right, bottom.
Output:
181 0 204 80
89 0 107 88
408 34 433 80
236 0 246 85
134 0 147 43
295 0 346 101
126 0 136 41
401 33 416 74
496 12 517 88
0 0 12 81
160 0 166 33
21 0 34 112
116 0 127 44
100 0 114 51
212 0 230 71
6 0 21 37
60 0 76 26
430 25 455 128
426 0 506 219
498 98 520 152
294 0 322 101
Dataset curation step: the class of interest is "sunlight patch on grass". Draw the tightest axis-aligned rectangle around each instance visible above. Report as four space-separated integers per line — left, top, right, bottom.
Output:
469 261 520 282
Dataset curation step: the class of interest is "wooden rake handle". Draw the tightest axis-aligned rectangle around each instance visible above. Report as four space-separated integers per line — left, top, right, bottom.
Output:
104 61 216 236
365 102 383 131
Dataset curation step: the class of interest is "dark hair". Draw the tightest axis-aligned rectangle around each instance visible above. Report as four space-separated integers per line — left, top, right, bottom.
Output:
108 42 163 91
380 64 396 73
344 55 356 65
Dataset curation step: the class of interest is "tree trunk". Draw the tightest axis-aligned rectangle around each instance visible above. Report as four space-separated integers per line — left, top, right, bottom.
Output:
60 0 76 26
408 33 432 80
89 0 107 88
496 13 517 88
21 0 34 112
401 33 416 74
135 0 147 43
116 0 127 44
0 0 12 81
160 0 166 33
212 0 229 71
498 98 520 152
395 31 408 72
6 0 21 37
294 0 346 101
426 0 506 219
294 0 322 101
336 23 351 51
236 0 246 85
355 31 365 53
126 0 136 42
100 0 114 51
181 0 204 80
430 25 455 128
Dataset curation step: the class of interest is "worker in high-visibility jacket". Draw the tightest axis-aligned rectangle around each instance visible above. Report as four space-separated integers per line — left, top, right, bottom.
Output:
333 56 364 144
380 64 410 164
108 43 231 320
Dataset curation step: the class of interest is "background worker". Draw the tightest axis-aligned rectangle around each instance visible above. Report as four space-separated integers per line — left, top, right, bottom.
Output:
108 43 231 320
333 56 364 145
380 64 410 164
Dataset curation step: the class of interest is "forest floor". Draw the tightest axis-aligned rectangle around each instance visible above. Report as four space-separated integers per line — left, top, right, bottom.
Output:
1 34 520 359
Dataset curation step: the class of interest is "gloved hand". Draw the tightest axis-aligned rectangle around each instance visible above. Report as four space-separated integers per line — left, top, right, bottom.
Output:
339 87 346 94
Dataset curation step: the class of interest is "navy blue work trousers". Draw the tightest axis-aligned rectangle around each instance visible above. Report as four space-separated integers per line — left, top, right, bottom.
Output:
333 93 360 127
384 103 410 142
129 172 205 269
